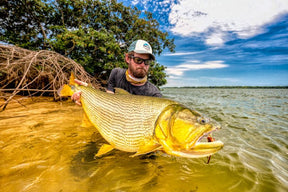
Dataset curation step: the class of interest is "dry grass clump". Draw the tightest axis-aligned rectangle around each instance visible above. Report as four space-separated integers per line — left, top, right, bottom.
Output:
0 44 100 111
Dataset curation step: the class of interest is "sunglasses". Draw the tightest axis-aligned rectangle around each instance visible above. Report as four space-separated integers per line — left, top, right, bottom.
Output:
129 56 152 66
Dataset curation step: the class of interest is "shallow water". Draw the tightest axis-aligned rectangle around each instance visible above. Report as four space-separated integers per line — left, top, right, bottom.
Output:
0 89 287 192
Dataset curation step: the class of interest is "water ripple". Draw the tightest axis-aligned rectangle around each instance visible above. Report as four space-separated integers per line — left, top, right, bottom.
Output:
1 89 288 191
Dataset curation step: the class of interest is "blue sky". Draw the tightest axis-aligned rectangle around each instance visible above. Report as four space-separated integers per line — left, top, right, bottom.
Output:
120 0 288 87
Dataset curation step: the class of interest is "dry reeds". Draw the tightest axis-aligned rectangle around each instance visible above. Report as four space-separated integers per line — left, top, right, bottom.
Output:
0 44 100 111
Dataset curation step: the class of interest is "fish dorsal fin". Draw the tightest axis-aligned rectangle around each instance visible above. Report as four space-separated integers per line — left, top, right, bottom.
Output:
114 88 130 95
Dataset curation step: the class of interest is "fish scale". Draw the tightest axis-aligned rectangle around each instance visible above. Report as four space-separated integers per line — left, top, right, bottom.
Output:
58 75 223 158
78 86 175 152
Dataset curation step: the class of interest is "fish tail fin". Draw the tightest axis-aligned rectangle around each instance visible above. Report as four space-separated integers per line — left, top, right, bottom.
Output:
69 72 76 86
57 84 74 97
57 72 76 96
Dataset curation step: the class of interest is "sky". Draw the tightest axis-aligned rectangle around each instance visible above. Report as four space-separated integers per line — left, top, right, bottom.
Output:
119 0 288 87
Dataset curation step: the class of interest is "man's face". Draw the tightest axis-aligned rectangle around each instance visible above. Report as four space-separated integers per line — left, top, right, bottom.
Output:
126 53 151 79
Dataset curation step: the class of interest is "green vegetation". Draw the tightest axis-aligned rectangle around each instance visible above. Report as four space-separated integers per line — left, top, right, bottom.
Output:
0 0 175 87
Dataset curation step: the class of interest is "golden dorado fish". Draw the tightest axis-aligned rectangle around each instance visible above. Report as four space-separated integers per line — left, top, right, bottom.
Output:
58 74 224 158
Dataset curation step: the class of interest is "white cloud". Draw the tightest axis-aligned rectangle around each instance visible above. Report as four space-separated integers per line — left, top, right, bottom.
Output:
164 76 239 87
164 76 200 87
131 0 138 5
163 51 203 56
169 0 288 45
205 31 225 46
200 76 240 83
165 60 229 76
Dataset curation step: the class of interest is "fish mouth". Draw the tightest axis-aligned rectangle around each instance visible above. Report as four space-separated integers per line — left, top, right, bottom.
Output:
170 128 224 158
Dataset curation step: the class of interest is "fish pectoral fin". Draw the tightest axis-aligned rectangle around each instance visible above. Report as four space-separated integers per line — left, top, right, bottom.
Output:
130 141 161 157
81 112 94 128
94 144 114 158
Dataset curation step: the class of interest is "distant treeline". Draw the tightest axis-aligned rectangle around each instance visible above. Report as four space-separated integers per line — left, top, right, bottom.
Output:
164 86 288 89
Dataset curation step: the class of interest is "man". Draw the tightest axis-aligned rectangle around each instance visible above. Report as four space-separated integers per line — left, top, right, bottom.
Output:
72 39 162 105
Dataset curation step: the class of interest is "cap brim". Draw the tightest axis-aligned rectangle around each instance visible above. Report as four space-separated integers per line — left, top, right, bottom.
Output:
134 50 155 60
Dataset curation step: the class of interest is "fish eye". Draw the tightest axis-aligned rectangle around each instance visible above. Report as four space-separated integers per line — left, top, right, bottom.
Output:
198 117 207 124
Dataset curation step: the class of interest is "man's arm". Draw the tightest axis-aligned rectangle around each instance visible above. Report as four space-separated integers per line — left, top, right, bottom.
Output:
106 68 119 93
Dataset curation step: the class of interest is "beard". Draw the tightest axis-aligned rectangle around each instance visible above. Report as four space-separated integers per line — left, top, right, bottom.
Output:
131 67 148 78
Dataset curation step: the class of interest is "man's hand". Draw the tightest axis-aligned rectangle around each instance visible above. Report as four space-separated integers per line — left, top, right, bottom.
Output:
71 91 82 106
74 79 88 87
71 79 87 106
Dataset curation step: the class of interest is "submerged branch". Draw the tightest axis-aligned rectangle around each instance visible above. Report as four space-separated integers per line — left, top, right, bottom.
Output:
0 44 101 111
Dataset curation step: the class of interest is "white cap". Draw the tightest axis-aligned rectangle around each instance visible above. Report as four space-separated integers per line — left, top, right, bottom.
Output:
128 40 155 60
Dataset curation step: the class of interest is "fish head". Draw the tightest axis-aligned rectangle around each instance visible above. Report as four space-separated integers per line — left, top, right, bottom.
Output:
155 104 224 158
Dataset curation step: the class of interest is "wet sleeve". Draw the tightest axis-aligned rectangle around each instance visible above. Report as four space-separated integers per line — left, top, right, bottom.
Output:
106 69 117 92
153 92 162 97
